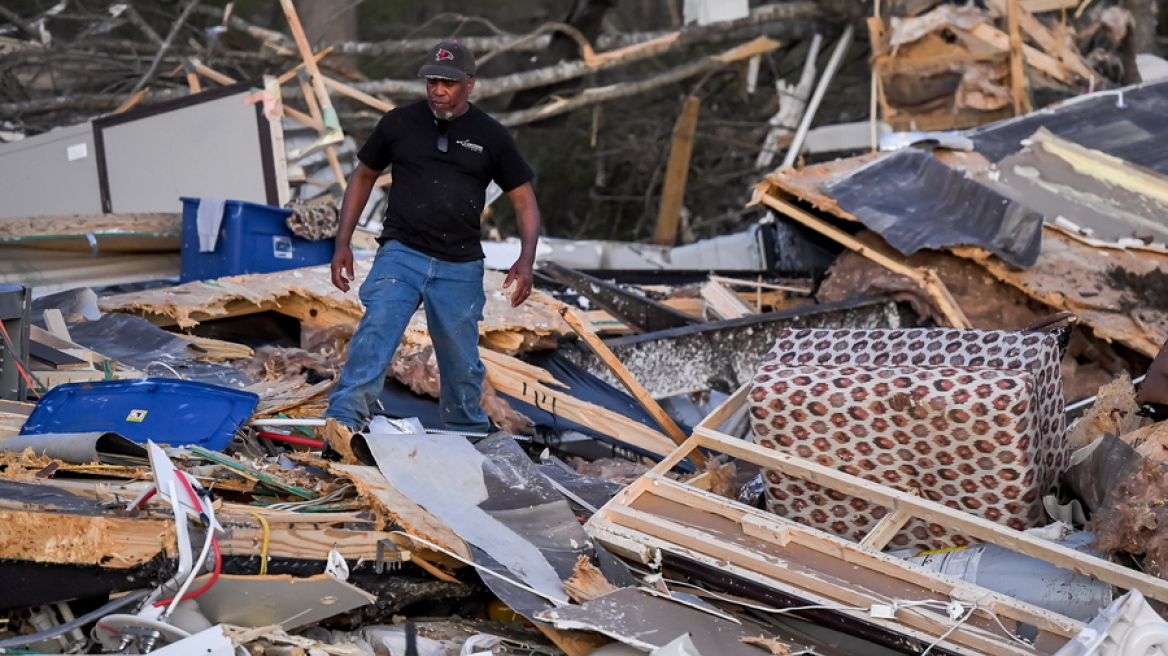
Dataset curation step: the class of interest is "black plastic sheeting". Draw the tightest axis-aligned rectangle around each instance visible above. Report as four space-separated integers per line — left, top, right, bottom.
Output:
824 148 1044 267
66 313 250 388
968 80 1168 171
375 350 694 469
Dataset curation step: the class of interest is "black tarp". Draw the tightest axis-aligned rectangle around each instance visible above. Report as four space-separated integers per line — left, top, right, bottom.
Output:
968 80 1168 170
823 148 1044 267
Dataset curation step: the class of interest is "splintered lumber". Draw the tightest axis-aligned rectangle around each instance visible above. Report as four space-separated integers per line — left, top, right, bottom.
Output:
700 280 754 320
752 191 971 329
585 414 1104 654
682 392 1168 604
479 348 679 459
329 463 472 561
951 227 1168 359
557 307 705 468
100 265 569 354
0 213 181 252
189 446 317 499
1005 0 1032 115
652 96 701 246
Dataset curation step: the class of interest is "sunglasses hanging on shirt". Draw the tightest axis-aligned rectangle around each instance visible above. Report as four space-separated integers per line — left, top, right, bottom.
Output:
436 119 449 153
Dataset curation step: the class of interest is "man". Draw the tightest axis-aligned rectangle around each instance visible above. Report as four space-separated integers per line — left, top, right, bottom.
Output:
324 40 541 434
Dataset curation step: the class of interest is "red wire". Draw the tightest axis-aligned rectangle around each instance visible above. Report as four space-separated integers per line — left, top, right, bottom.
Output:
256 430 325 448
154 473 221 606
0 320 42 398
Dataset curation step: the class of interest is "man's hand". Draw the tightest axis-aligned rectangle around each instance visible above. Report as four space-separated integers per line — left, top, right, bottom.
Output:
332 243 355 292
503 258 533 307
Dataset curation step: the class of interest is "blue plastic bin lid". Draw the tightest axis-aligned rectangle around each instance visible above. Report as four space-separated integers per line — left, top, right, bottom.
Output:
21 378 260 451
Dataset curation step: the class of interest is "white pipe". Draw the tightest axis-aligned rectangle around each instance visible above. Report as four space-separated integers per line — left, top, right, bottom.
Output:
249 418 327 427
781 25 855 170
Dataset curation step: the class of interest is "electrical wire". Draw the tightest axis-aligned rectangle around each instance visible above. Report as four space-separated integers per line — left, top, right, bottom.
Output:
256 430 325 448
247 512 271 575
154 473 221 609
0 589 150 648
0 319 44 397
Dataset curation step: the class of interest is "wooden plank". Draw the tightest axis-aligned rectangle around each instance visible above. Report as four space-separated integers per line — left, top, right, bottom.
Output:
36 368 142 388
0 213 180 241
987 0 1095 81
113 87 150 114
968 23 1071 84
700 280 754 320
42 309 71 342
218 524 395 562
29 341 89 370
558 306 706 468
696 383 750 431
753 192 971 329
0 508 175 567
598 504 1047 655
652 96 701 246
859 507 915 550
322 75 394 113
692 425 1168 604
638 473 1077 640
1020 0 1078 12
1006 0 1033 115
479 348 679 459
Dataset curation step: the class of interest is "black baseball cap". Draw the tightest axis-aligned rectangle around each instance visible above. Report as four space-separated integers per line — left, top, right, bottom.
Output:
418 40 475 80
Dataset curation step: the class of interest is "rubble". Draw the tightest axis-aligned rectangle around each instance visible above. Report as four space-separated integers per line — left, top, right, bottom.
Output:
3 2 1168 655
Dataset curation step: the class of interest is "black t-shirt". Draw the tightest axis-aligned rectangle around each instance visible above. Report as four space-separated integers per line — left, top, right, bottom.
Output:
358 100 534 262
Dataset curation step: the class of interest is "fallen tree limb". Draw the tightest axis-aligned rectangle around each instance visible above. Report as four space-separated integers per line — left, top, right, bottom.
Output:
326 2 822 56
497 37 782 127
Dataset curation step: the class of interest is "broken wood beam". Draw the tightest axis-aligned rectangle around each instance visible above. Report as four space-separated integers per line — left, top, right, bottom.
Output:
479 348 679 460
652 96 701 246
683 417 1168 604
540 262 701 334
558 306 705 469
1006 0 1033 115
753 192 971 328
700 279 754 320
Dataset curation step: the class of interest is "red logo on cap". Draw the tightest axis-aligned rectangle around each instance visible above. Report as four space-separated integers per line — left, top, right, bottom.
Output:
436 49 454 62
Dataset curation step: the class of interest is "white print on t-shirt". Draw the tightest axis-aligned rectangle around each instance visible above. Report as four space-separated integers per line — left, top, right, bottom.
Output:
457 139 484 153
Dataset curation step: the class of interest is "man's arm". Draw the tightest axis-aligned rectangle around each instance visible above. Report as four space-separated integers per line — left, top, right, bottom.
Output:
331 163 382 292
502 182 541 307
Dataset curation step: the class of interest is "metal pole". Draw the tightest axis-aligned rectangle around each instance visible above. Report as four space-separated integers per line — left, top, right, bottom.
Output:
781 25 854 170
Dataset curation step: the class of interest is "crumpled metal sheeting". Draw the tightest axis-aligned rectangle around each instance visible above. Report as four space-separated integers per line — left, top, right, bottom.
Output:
749 327 1068 552
823 148 1044 268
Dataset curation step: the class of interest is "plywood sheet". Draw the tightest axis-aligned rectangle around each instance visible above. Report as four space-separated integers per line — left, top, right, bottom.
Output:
100 263 568 354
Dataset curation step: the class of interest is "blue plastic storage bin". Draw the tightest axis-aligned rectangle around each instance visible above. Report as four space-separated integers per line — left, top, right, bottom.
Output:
20 378 259 451
179 197 334 282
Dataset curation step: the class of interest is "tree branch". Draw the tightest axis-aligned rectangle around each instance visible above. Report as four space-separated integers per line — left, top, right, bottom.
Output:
0 5 42 41
497 37 782 127
129 0 202 95
325 2 823 56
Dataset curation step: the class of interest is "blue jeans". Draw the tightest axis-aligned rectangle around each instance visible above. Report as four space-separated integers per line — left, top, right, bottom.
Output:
324 241 489 432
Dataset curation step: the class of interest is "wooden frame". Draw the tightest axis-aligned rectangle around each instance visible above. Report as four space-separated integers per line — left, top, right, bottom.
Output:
587 387 1168 655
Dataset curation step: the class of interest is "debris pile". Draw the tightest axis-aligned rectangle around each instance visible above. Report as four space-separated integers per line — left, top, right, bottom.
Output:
3 2 1168 655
